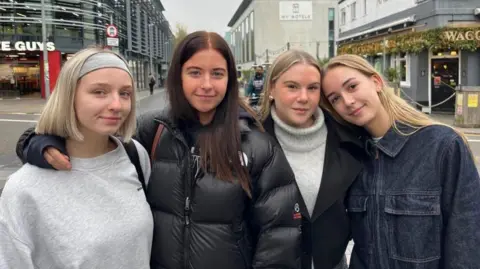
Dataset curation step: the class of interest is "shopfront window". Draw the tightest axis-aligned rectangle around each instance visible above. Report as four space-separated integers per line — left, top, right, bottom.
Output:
391 53 410 87
0 52 41 98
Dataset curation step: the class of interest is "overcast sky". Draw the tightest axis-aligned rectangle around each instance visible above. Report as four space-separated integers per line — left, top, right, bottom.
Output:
162 0 243 36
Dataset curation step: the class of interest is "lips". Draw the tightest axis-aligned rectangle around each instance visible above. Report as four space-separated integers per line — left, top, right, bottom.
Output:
101 116 121 120
349 105 365 116
293 108 309 112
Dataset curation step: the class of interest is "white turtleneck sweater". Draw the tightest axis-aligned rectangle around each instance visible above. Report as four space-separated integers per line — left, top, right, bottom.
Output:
271 107 328 217
272 107 329 269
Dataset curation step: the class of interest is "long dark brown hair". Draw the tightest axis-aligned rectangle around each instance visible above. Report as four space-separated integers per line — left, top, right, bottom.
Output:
166 31 256 197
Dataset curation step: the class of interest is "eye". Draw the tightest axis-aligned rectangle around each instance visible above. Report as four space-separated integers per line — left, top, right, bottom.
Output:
212 71 225 78
286 84 297 89
189 70 201 76
93 89 106 95
348 84 357 90
308 85 320 91
120 91 132 98
329 95 340 104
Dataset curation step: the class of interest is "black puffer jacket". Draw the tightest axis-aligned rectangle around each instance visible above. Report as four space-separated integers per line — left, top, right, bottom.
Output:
136 109 302 269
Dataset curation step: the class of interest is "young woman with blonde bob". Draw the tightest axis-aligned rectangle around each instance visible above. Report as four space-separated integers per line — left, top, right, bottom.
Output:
0 48 152 269
321 54 480 269
258 49 367 269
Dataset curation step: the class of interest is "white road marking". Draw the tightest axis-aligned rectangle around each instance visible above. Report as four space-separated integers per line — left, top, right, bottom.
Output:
0 119 37 123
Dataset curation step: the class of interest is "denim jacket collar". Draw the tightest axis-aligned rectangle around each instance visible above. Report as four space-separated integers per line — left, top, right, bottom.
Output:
376 122 416 158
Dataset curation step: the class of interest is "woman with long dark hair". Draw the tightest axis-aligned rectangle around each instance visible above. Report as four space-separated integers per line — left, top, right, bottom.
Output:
15 31 302 269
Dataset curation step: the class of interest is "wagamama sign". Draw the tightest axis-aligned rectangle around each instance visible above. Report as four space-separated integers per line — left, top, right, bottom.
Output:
0 41 56 52
443 30 480 41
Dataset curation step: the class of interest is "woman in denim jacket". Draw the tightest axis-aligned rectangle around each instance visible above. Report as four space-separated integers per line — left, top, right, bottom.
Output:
320 54 480 269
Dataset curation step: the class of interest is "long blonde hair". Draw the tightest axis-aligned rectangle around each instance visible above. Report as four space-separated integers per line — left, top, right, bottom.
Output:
36 47 137 142
321 54 470 147
258 49 322 121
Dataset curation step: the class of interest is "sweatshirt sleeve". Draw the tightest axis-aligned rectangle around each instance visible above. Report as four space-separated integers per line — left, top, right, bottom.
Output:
0 178 35 269
0 223 35 269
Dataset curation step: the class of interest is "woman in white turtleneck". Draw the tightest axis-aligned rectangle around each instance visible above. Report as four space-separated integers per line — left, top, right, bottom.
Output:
258 50 367 269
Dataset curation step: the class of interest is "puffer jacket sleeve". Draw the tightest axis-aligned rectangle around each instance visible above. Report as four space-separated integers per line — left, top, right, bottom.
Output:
248 134 302 269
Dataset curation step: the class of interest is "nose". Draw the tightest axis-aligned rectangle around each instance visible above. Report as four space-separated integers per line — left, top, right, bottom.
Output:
108 93 122 111
201 74 213 90
342 92 356 106
297 88 308 103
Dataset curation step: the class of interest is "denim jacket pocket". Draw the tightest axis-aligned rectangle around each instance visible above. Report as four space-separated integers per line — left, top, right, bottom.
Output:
347 195 371 257
384 194 441 263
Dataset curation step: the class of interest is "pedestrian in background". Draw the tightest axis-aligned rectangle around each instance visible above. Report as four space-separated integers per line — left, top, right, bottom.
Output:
321 54 480 269
0 48 152 269
245 65 265 109
148 73 156 95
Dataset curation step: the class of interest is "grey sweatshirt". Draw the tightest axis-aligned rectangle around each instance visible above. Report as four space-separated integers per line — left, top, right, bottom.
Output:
0 137 153 269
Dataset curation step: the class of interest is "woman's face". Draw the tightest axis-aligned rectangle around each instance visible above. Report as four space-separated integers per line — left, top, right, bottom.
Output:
181 48 228 124
270 63 321 128
321 66 383 127
74 68 133 139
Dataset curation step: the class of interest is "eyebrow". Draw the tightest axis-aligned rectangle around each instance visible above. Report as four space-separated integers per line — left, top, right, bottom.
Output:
283 80 320 85
326 77 355 98
342 78 355 87
89 83 132 89
185 66 227 72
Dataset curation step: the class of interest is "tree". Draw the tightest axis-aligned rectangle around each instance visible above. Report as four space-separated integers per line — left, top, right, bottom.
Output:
317 57 330 68
174 23 188 47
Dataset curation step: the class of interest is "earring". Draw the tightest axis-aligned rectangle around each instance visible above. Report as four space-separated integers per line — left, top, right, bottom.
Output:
269 95 274 100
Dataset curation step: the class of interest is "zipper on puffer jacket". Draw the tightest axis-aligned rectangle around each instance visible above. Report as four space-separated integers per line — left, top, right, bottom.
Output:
154 119 193 269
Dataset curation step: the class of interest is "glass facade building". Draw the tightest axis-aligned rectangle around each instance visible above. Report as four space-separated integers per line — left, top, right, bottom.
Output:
0 0 174 98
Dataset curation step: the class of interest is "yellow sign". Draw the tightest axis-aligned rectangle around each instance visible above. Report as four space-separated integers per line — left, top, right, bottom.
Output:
468 94 478 108
457 93 463 106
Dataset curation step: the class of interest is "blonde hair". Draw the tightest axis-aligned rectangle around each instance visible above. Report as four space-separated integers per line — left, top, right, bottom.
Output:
258 49 322 121
35 47 136 142
321 54 470 147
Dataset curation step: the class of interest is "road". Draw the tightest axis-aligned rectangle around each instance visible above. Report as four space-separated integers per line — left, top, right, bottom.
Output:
1 90 480 191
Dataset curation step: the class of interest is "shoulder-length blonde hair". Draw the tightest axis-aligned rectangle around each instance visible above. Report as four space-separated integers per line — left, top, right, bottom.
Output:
35 47 136 142
320 54 470 146
258 49 322 121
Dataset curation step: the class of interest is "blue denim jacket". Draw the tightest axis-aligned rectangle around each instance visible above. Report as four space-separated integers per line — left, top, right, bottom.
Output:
347 124 480 269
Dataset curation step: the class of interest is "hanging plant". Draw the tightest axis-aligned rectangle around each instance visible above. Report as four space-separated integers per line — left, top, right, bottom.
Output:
338 26 480 55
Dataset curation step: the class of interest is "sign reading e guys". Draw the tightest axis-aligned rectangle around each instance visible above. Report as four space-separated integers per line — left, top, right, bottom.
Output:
0 41 56 52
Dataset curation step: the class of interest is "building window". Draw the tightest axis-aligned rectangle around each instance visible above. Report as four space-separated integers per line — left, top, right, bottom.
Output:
250 11 254 61
340 8 346 25
328 8 335 58
391 53 410 87
351 2 356 21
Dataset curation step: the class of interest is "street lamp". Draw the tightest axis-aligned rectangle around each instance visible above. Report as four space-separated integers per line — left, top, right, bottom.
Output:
41 0 50 100
148 23 154 76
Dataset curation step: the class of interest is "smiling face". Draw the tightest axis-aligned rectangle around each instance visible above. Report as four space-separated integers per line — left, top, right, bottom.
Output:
270 63 321 128
74 68 133 139
181 48 228 124
321 65 384 127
